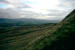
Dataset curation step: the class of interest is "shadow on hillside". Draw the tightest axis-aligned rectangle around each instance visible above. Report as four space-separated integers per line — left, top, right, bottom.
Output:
0 40 8 50
43 32 75 50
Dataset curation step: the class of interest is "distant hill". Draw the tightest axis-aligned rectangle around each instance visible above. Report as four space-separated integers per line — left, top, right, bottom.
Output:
0 18 59 27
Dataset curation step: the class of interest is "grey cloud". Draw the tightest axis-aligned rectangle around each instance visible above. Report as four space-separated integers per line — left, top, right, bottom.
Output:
7 0 30 8
0 0 75 20
0 0 8 3
0 0 6 2
48 9 71 16
0 8 43 19
59 0 75 9
0 7 73 20
0 0 30 8
0 8 21 18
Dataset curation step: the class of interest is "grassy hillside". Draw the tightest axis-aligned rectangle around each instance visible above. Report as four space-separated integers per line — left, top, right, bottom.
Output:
0 9 75 50
0 23 56 50
42 9 75 50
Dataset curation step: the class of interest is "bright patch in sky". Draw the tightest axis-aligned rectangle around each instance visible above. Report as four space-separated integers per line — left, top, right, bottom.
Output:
23 0 60 14
27 0 59 9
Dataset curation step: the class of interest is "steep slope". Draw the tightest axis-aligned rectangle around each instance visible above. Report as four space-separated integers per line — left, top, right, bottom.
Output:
42 9 75 50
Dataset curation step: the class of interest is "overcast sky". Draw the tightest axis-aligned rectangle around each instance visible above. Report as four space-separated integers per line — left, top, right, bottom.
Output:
0 0 75 20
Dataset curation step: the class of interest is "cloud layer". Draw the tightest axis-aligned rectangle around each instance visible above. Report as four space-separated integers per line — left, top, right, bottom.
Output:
0 0 75 20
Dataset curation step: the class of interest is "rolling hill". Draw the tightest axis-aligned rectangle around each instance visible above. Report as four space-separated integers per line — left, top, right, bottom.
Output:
0 18 59 27
0 9 75 50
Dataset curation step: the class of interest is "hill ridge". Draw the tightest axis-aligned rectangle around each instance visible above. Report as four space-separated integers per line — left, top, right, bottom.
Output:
42 9 75 50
